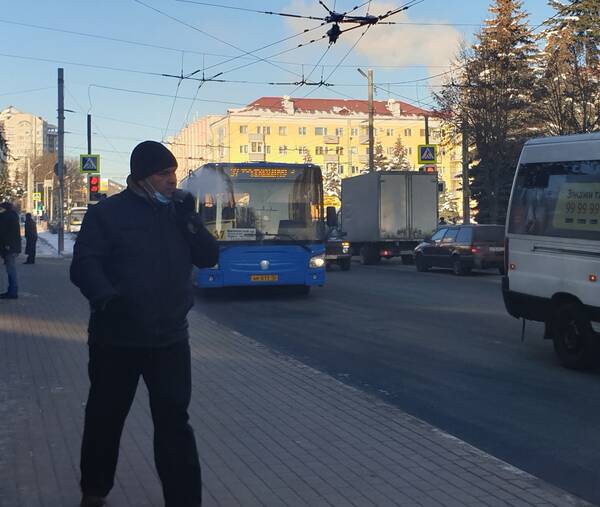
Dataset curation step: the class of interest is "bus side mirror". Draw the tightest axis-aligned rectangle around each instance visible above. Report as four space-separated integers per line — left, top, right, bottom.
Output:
326 206 338 227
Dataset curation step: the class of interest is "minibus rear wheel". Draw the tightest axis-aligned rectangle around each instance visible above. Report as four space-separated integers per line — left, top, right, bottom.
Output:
551 303 599 370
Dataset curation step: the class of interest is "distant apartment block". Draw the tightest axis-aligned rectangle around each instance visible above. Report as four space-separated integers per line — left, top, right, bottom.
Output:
169 96 464 212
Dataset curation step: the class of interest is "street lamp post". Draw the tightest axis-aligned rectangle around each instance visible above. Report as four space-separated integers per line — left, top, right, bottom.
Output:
357 68 374 172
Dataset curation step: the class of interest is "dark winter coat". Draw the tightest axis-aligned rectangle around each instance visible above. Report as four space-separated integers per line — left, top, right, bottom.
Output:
0 206 22 256
70 188 219 347
24 217 38 241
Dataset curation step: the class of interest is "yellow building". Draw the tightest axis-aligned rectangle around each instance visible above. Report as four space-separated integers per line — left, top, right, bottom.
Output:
171 96 463 214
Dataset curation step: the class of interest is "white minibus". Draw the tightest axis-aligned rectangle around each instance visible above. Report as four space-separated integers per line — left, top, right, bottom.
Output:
503 133 600 369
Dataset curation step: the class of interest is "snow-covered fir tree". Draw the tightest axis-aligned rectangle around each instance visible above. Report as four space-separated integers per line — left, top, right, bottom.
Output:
387 136 412 170
373 142 389 171
323 164 341 199
536 0 600 134
462 0 538 224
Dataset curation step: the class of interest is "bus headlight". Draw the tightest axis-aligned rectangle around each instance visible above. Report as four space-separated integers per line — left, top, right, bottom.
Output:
309 253 326 268
342 242 350 254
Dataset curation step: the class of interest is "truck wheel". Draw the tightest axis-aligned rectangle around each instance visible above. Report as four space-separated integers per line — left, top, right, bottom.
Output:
401 255 414 265
340 258 351 271
360 245 379 265
551 303 599 370
415 255 428 272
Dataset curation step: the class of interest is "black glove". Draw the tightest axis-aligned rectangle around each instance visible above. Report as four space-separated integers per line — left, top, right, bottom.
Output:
173 189 204 233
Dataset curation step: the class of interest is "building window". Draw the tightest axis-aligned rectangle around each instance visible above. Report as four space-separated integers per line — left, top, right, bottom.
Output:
265 145 271 154
240 145 248 154
386 128 394 137
379 128 385 134
365 147 370 154
420 129 426 137
256 126 271 135
350 146 358 155
298 146 307 155
387 147 394 155
240 125 248 134
315 146 324 155
251 142 263 153
299 126 307 136
336 146 344 155
335 127 344 136
351 165 359 174
279 126 287 136
351 128 358 136
218 146 224 158
407 147 412 155
404 128 412 137
338 165 344 174
279 145 288 155
315 127 327 136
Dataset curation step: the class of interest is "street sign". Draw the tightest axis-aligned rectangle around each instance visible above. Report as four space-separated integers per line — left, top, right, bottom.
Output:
80 154 101 174
418 144 438 165
32 192 42 201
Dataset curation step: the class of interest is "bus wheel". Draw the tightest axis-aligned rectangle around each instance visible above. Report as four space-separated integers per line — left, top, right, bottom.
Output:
551 303 599 370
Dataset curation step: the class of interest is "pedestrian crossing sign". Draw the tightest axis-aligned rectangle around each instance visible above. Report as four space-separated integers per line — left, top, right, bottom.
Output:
32 192 42 201
80 154 101 174
418 145 437 165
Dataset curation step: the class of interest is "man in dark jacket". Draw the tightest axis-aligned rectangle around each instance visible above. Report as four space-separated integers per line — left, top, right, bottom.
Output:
0 201 22 299
71 141 218 507
24 212 38 264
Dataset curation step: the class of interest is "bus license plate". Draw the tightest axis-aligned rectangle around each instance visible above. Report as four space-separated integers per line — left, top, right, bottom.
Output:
251 274 278 282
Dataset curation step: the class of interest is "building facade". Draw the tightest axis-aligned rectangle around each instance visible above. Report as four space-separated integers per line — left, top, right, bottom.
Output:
171 96 464 214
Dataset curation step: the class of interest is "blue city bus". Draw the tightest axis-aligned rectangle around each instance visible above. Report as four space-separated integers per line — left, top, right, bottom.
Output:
180 162 330 293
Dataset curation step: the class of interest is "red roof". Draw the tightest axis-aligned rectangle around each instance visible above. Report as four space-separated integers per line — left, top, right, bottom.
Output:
243 97 432 117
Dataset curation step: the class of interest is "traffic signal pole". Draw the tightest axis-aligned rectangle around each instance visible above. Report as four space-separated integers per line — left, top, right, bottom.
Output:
57 68 65 255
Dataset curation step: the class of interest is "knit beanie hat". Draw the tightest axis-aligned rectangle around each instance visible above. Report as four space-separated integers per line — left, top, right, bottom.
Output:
130 141 178 181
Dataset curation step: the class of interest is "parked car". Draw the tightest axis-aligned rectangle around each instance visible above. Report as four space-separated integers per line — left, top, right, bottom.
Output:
325 228 351 271
414 224 505 275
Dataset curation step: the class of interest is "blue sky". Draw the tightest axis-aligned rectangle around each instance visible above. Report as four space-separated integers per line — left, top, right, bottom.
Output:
1 0 553 182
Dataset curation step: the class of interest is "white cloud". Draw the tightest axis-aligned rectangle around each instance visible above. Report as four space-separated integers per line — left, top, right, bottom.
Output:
284 0 462 75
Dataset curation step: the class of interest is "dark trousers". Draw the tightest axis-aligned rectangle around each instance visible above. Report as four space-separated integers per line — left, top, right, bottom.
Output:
25 238 36 263
80 340 202 506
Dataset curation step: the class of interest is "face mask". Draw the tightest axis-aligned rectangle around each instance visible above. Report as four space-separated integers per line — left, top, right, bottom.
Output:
142 180 171 205
153 191 171 205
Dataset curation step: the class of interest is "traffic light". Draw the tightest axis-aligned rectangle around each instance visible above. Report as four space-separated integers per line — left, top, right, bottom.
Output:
88 175 101 202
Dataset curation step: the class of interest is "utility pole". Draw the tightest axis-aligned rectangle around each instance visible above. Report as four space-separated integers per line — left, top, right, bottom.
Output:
461 114 471 224
357 68 375 172
424 115 430 145
87 114 92 203
57 68 65 255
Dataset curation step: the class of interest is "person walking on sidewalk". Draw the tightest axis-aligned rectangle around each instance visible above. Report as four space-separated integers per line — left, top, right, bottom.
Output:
0 201 22 299
70 140 219 507
23 213 37 264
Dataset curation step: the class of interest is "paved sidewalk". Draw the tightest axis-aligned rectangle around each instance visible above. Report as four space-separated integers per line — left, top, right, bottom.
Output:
0 259 594 507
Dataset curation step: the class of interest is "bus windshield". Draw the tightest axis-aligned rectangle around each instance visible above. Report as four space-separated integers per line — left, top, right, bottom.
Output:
184 165 325 242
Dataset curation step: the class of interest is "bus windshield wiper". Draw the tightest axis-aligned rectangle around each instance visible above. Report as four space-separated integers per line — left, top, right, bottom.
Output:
259 231 312 251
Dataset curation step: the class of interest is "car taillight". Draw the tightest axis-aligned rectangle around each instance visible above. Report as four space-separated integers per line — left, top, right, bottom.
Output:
471 246 479 254
504 237 509 274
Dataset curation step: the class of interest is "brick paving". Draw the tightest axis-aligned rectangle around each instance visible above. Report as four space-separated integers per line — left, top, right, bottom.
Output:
0 258 594 507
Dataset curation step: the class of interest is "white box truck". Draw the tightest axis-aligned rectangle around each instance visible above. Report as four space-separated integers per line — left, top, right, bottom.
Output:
341 171 439 265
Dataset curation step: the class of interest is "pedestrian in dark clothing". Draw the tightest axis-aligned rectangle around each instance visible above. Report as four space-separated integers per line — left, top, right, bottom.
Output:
0 201 22 299
70 140 219 507
24 213 37 264
438 216 447 226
